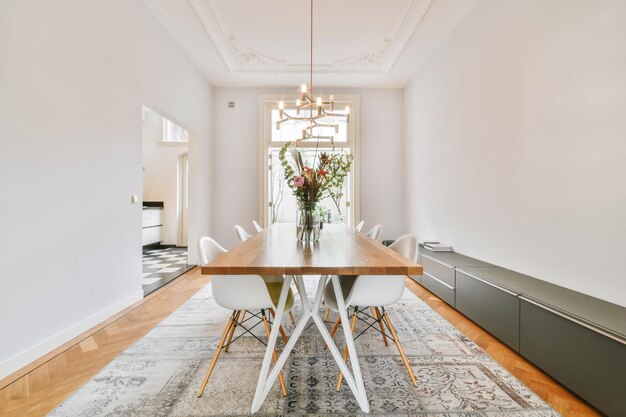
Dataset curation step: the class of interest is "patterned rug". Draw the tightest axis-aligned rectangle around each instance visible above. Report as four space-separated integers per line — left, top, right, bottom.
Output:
50 278 559 417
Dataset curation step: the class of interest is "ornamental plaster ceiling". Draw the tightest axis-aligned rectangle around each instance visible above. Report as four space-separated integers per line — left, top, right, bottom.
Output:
144 0 476 87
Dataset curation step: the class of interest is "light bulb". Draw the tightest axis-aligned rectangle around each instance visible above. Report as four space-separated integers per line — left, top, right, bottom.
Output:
345 105 350 114
296 98 301 107
300 84 307 94
278 101 284 110
330 95 334 102
316 97 322 106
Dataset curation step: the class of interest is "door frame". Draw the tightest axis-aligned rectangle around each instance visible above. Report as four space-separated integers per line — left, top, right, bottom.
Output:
257 93 361 228
177 151 189 247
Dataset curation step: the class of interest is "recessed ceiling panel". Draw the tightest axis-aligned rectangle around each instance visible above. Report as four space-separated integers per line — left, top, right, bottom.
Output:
189 0 432 72
145 0 477 86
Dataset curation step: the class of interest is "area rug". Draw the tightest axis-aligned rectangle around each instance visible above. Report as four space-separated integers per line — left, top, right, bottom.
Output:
50 278 560 417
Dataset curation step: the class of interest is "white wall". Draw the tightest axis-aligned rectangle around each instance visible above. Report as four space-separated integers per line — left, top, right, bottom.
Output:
139 8 213 265
142 110 188 245
212 87 404 248
404 0 626 306
0 0 212 379
360 89 405 242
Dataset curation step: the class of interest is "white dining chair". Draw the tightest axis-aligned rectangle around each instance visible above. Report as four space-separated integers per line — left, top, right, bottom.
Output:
252 220 264 233
365 224 383 242
234 225 297 325
322 234 418 390
196 236 295 398
234 224 253 242
323 222 380 323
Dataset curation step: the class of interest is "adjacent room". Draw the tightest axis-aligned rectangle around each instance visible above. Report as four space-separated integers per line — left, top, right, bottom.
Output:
141 106 194 295
1 1 624 416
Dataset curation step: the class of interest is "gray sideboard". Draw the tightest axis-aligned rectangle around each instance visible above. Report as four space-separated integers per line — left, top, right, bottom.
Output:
413 249 626 416
455 269 520 351
414 250 495 308
520 296 625 417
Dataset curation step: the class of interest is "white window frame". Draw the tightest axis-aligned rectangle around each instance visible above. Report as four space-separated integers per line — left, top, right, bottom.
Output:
257 93 361 228
160 118 189 146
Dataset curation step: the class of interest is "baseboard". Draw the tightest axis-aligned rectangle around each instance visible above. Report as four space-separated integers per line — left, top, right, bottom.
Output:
0 290 143 381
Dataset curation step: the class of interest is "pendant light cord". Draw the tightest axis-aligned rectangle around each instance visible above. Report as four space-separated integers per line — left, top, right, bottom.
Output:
310 0 313 98
310 0 320 163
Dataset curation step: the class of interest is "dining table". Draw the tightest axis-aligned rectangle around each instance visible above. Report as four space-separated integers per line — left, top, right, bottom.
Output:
201 223 423 413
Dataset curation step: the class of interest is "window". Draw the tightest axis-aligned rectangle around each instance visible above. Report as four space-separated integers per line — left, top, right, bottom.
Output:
163 118 189 143
270 108 349 143
259 94 360 227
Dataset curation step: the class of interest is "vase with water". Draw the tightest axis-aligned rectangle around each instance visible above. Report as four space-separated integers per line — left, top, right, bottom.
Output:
296 202 320 242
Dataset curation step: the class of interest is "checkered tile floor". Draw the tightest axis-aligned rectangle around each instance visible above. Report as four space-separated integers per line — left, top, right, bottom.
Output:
142 247 194 295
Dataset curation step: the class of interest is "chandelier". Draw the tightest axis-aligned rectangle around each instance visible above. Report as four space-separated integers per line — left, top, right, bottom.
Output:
275 0 350 145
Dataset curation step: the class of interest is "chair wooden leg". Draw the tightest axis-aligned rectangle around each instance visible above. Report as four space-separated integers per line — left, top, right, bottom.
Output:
336 309 359 391
323 307 331 322
292 275 300 291
289 310 296 325
324 316 342 349
197 313 235 397
383 309 417 387
224 310 241 353
373 307 389 346
269 308 289 344
262 312 288 397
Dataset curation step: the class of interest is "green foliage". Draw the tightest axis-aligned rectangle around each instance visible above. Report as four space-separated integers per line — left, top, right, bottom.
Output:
325 151 353 215
278 141 354 208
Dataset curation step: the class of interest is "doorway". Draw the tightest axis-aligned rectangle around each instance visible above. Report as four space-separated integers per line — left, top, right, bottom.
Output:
177 152 189 247
141 106 194 295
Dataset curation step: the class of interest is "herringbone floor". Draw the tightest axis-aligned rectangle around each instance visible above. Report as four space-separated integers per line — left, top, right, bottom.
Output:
0 269 601 417
405 280 602 417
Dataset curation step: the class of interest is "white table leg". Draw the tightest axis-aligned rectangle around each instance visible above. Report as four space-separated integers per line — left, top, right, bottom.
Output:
251 275 369 413
330 275 369 411
251 273 293 413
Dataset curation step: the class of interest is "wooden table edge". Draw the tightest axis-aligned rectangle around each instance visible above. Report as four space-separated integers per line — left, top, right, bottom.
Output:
200 265 423 276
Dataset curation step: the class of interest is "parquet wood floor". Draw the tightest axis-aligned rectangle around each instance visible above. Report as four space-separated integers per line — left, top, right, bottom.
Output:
0 267 209 417
0 271 601 417
406 280 602 417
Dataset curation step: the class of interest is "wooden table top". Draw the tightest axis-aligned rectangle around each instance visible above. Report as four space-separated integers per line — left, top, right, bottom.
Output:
201 223 423 276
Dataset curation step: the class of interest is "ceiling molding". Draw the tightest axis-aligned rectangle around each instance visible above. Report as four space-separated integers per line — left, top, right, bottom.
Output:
188 0 236 71
189 0 286 71
145 0 476 87
188 0 433 74
400 0 477 85
143 0 217 83
228 36 286 68
334 0 432 72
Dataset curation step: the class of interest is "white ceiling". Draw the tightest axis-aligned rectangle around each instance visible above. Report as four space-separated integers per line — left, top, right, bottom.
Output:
144 0 476 87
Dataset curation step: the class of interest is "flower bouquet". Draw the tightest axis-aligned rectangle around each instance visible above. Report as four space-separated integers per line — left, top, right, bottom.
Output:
279 141 354 242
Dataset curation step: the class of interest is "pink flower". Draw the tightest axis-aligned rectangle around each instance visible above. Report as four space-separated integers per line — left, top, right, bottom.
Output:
293 176 305 187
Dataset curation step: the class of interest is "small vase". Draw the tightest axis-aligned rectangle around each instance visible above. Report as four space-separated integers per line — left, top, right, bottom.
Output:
296 202 320 242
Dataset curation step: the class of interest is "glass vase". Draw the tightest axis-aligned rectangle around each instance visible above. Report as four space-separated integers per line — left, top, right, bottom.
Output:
296 202 320 242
